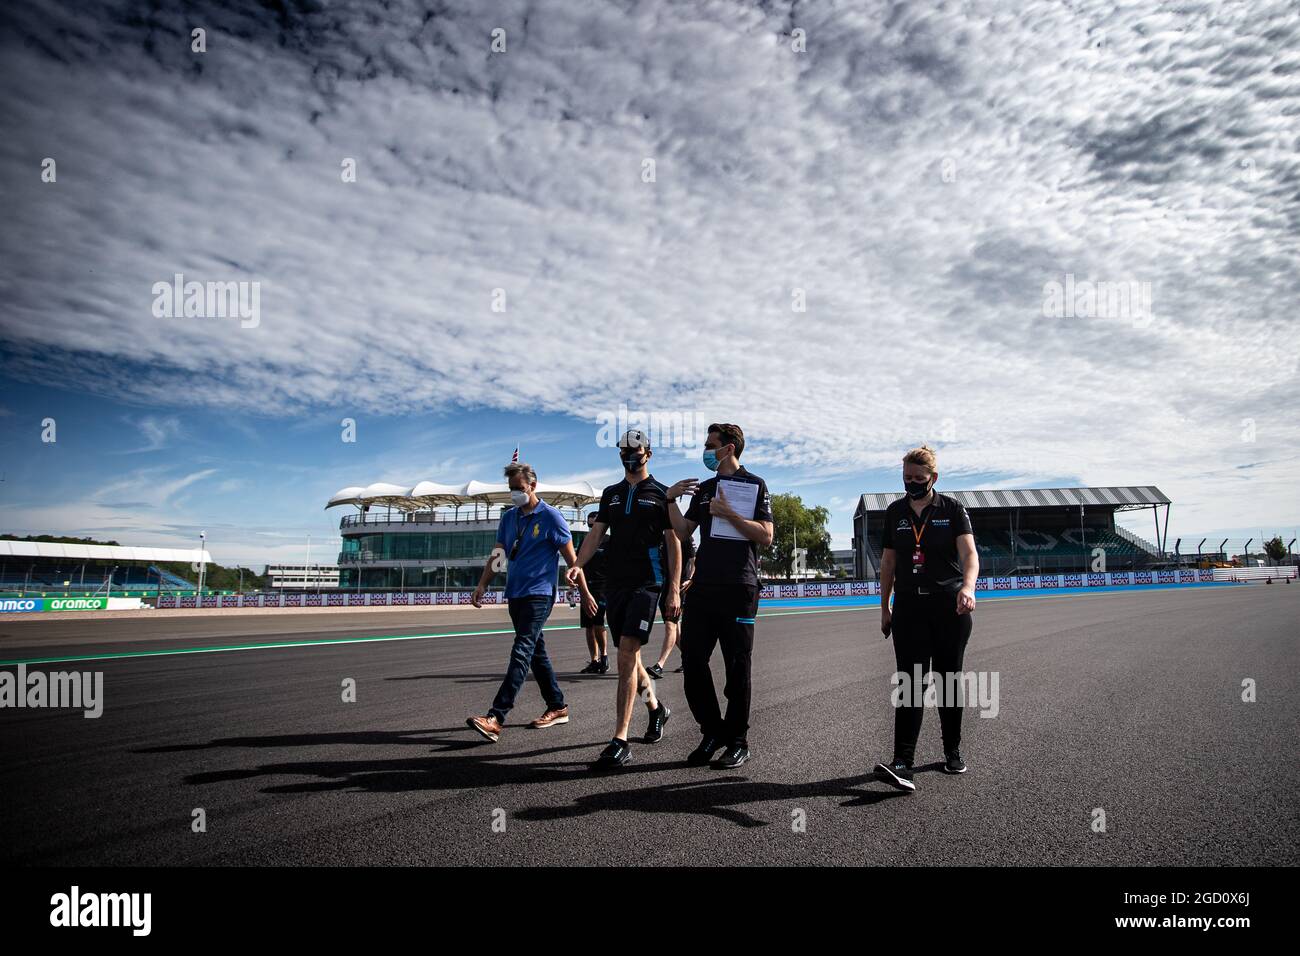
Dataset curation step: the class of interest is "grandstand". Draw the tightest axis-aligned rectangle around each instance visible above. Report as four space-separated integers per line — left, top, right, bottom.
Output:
0 539 209 597
851 486 1170 579
327 479 600 590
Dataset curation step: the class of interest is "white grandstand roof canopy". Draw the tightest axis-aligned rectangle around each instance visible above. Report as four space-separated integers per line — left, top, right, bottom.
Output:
326 480 601 510
0 541 213 564
856 486 1170 513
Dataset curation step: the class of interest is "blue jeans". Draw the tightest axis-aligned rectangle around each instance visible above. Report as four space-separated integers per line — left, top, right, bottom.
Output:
489 596 565 722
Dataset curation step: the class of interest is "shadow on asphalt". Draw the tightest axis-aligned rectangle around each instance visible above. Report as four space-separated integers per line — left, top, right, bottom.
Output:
134 727 476 753
177 737 652 792
149 724 909 827
384 672 611 686
515 774 906 827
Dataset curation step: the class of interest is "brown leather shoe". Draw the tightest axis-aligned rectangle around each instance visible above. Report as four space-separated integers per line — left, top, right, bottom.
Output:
528 705 569 729
466 715 503 742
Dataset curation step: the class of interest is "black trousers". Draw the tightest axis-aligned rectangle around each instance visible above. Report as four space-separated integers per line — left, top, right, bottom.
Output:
681 583 759 746
890 590 973 766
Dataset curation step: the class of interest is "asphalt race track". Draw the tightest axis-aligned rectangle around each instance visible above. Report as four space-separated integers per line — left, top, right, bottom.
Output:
1 585 1296 866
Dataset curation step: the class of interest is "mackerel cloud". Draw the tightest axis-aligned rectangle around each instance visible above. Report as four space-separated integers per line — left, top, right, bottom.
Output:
1 0 1297 519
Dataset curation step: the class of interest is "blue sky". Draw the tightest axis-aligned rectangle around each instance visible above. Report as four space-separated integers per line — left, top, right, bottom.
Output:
1 375 1290 567
0 375 1041 566
1 0 1297 565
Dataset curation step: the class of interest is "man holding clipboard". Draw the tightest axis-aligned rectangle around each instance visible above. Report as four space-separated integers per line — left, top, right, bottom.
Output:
667 422 774 768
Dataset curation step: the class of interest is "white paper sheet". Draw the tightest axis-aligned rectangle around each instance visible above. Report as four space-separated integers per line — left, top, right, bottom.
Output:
709 478 759 540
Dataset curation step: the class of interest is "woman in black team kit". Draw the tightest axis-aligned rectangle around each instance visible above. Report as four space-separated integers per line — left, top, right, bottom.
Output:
874 444 979 792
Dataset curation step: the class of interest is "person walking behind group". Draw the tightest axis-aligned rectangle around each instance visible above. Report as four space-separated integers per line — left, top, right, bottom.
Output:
646 532 694 679
466 462 597 743
579 511 610 674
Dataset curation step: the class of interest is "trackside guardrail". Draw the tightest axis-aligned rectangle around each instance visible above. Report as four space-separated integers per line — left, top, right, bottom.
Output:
150 569 1246 609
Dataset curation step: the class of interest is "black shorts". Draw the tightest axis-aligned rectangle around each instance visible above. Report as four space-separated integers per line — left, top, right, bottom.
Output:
580 592 606 628
605 586 660 647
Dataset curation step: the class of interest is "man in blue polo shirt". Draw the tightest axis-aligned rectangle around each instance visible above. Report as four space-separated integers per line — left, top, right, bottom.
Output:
467 462 596 742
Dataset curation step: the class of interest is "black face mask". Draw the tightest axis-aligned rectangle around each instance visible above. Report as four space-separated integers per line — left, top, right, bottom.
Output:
621 451 646 471
904 479 932 499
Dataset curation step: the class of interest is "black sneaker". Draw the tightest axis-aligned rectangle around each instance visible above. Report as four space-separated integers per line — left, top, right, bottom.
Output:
597 658 610 674
644 703 670 743
579 660 600 674
687 736 723 766
943 749 967 774
875 760 916 792
646 663 665 680
716 743 749 768
593 738 632 769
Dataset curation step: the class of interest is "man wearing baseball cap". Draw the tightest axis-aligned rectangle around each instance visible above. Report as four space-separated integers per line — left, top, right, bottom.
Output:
570 429 681 768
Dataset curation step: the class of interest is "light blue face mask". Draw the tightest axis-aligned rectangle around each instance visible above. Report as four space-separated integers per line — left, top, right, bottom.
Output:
702 449 720 472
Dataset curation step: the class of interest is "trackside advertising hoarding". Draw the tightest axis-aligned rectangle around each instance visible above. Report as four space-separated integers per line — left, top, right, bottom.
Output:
0 597 111 613
154 570 1236 608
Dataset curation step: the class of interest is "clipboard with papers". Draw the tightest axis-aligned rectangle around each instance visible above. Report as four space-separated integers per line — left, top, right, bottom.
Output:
709 477 759 540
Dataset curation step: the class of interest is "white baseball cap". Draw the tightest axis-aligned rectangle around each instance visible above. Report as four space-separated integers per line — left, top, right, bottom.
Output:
619 428 650 450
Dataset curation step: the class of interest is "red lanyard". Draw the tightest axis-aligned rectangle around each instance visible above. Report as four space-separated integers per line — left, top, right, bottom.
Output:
910 510 930 548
